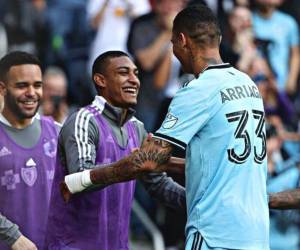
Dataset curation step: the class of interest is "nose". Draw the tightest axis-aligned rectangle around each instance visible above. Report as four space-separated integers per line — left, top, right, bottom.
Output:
25 85 36 97
128 72 140 86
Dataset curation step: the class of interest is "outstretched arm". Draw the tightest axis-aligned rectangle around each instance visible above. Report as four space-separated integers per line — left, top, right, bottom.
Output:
61 137 178 202
268 188 300 209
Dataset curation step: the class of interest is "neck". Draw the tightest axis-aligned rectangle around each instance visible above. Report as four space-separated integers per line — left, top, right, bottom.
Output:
120 109 128 125
257 6 275 18
1 108 32 129
192 47 223 76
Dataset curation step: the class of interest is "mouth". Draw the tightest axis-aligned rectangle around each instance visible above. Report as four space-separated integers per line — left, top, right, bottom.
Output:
123 87 138 97
19 100 38 109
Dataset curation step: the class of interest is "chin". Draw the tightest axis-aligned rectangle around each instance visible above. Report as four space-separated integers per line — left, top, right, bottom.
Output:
19 107 39 119
122 100 136 109
21 112 37 119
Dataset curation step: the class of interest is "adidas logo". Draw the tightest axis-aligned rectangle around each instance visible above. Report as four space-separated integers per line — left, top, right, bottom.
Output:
0 146 11 157
26 158 36 167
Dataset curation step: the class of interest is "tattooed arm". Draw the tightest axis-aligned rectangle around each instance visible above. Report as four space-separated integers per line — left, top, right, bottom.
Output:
268 189 300 209
61 137 178 202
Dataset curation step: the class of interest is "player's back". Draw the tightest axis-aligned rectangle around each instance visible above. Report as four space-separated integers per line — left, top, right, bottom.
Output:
185 66 269 249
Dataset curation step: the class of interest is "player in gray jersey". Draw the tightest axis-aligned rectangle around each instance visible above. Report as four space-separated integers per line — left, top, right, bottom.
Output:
0 51 60 250
45 51 185 250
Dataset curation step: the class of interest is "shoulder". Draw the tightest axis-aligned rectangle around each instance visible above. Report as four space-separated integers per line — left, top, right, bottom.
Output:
131 12 156 27
130 116 144 128
61 107 99 135
130 116 147 142
38 114 62 134
181 70 222 96
274 10 295 21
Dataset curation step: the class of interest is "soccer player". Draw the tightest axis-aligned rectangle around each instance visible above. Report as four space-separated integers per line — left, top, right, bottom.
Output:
0 51 60 250
0 213 36 250
45 51 185 250
64 5 270 249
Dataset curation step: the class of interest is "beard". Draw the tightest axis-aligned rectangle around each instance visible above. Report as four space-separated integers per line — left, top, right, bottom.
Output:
4 92 40 120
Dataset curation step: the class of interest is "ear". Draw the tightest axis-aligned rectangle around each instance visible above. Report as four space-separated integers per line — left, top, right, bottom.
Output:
0 81 6 96
93 73 106 89
179 32 187 48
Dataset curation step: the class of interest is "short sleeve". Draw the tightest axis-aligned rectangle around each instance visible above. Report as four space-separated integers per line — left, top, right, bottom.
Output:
154 78 220 149
288 16 299 47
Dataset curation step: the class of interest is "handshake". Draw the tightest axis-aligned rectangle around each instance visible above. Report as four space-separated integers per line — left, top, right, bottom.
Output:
60 134 185 202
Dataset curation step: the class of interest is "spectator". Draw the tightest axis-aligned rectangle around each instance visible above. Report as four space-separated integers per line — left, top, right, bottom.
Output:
1 0 47 57
266 124 300 250
127 0 187 131
87 0 150 71
46 0 93 106
221 5 258 72
252 0 300 95
41 66 69 124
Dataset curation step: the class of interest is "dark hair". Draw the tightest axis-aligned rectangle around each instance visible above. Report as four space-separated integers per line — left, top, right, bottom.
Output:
0 51 41 82
173 4 221 48
92 51 130 92
92 50 130 76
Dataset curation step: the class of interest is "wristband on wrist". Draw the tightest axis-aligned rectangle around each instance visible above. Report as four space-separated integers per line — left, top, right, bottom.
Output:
65 169 92 194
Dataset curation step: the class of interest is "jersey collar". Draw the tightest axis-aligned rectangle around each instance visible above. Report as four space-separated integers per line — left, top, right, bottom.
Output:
93 96 136 126
0 113 39 127
200 63 232 75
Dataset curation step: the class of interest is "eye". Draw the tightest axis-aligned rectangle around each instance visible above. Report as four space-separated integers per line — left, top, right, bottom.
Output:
15 82 28 89
118 71 129 76
34 82 43 88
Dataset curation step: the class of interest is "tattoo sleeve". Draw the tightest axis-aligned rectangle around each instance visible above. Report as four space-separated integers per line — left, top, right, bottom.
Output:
268 188 300 209
90 137 174 186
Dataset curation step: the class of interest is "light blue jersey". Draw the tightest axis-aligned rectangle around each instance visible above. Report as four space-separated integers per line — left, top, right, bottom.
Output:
155 64 269 249
252 11 299 90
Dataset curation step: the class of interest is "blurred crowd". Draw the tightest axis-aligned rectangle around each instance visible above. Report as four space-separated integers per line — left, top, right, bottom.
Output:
0 0 300 249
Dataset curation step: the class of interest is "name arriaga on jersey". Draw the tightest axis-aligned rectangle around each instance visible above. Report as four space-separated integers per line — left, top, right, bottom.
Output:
220 84 262 104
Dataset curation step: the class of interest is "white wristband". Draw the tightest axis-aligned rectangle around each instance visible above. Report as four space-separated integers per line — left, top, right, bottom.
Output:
64 170 92 194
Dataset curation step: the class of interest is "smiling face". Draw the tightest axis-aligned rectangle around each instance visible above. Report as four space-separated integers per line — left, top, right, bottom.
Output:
95 56 140 108
0 64 42 126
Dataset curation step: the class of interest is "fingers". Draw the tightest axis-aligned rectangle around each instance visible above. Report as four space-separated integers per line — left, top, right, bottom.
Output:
131 147 139 153
60 181 72 203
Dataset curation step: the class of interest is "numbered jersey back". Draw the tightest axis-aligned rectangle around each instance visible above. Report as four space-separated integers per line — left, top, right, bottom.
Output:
155 64 269 249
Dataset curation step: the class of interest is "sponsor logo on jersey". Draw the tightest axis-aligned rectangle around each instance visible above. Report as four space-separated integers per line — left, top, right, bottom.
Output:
43 138 57 158
162 113 178 129
1 170 20 190
0 146 12 157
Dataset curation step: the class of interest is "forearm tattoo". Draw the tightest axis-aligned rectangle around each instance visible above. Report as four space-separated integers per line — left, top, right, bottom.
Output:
89 138 173 186
269 189 300 209
90 158 136 186
131 138 173 170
